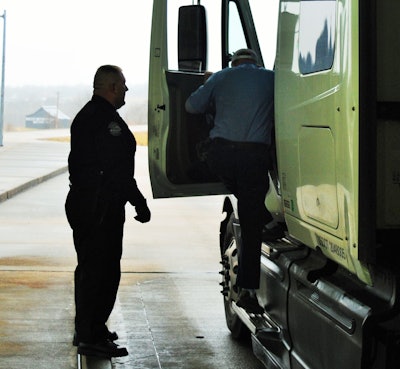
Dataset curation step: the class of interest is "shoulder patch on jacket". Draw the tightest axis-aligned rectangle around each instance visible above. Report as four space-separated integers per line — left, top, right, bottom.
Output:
108 121 122 136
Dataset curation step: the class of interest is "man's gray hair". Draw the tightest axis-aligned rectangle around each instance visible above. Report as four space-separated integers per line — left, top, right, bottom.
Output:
231 49 258 65
93 65 123 90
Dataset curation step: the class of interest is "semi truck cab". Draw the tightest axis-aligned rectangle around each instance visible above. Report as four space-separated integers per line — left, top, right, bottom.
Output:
147 1 400 368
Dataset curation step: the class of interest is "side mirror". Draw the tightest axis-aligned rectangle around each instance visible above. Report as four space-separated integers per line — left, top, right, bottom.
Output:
178 5 207 72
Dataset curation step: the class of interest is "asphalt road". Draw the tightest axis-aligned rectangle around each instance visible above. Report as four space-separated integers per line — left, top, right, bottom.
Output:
0 146 265 369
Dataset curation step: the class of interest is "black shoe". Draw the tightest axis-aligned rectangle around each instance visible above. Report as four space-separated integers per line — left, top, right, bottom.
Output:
78 339 128 358
73 329 118 346
262 223 285 242
236 290 264 315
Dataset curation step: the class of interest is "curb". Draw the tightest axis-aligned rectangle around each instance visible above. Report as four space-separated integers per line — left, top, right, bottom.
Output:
0 166 68 204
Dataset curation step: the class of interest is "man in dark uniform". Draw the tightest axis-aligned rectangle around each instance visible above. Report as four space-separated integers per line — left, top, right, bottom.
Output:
65 65 151 358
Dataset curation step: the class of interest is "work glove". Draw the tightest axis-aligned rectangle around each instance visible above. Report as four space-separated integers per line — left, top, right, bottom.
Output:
134 201 151 223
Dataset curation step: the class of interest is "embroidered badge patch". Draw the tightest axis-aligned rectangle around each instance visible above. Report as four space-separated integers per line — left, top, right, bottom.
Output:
108 121 122 136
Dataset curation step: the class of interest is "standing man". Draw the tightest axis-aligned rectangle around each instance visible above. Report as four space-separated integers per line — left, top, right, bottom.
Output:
185 49 283 314
65 65 151 357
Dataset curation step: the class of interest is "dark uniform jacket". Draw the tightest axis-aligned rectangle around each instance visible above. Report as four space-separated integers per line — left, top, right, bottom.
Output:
67 95 146 225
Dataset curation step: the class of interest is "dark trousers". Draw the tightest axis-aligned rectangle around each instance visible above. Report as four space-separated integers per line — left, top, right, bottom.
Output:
65 189 125 343
207 138 272 289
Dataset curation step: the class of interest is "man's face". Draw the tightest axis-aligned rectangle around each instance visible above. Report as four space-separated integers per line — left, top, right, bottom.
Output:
114 73 128 109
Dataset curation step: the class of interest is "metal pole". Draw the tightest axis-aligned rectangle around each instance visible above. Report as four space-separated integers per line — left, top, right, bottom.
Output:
55 91 59 128
0 10 6 146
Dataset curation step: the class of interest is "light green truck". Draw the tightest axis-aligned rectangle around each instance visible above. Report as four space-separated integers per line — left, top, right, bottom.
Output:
148 1 400 368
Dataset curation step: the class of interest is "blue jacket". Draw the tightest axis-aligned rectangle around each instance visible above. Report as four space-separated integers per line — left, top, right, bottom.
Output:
185 62 274 145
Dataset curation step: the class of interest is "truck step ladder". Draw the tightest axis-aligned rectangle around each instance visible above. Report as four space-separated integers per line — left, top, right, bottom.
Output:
77 353 112 369
232 302 281 341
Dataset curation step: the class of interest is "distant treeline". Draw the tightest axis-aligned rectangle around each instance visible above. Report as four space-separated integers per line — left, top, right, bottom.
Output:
4 84 148 130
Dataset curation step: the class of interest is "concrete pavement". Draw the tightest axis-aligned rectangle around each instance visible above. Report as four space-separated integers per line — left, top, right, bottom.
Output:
0 129 112 369
0 128 265 369
0 129 70 203
0 128 150 369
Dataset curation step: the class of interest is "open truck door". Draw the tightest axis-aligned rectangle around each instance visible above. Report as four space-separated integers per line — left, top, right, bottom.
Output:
148 0 263 199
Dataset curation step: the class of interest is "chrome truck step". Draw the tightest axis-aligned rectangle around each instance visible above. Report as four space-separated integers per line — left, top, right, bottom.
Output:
232 301 281 341
77 353 112 369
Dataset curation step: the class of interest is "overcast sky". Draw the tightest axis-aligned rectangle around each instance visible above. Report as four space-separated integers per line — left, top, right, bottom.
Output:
1 0 278 89
1 0 153 87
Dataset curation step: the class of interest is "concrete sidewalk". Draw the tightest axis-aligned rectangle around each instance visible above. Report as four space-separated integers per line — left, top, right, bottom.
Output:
0 129 70 203
0 129 118 369
0 129 110 369
0 125 148 203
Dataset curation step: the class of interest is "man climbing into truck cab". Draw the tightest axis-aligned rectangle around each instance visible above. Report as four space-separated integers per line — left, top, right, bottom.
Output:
185 48 284 314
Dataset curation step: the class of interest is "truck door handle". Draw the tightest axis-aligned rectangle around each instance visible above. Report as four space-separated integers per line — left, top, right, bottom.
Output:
156 104 166 111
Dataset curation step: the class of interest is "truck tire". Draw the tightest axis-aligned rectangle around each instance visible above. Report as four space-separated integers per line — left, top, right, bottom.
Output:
221 213 250 340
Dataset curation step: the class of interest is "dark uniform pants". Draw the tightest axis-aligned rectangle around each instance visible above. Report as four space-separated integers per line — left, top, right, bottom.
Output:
65 188 125 343
207 138 272 289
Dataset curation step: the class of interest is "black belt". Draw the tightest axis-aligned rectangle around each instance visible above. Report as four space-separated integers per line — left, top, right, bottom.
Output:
212 137 269 149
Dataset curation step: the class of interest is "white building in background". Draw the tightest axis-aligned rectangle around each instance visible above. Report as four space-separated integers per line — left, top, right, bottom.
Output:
25 106 71 129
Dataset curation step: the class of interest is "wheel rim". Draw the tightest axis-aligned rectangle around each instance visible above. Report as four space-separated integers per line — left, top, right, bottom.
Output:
221 236 239 312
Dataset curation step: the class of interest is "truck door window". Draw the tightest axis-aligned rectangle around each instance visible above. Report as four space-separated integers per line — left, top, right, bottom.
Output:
249 0 279 69
298 0 336 74
228 1 247 60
